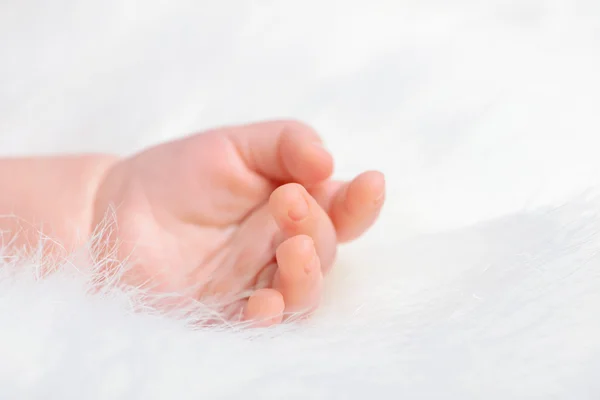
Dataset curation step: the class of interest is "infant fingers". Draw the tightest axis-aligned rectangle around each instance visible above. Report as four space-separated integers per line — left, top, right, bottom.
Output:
273 235 323 319
328 171 386 243
225 120 334 186
269 183 337 273
243 288 285 327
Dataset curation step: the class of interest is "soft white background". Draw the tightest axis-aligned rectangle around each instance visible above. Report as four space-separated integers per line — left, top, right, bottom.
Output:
0 0 599 398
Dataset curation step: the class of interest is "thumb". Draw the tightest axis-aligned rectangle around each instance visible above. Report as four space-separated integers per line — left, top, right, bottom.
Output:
223 120 334 186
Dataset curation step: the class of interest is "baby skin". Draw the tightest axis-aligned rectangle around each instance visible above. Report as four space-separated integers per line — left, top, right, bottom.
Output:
0 120 385 326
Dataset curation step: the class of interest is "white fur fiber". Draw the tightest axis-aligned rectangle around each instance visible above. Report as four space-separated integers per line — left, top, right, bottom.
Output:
1 1 600 398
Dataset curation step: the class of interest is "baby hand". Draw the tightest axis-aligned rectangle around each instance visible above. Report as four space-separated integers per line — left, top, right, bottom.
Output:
92 120 385 326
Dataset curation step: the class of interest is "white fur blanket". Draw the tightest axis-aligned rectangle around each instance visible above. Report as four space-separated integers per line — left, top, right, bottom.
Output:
1 1 599 398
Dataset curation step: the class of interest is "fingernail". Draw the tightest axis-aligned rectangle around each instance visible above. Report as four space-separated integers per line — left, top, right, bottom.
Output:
374 189 386 206
304 246 319 275
288 188 309 221
373 174 386 206
295 236 317 274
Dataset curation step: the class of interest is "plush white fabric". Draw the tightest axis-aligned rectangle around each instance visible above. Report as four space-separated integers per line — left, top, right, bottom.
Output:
0 0 599 398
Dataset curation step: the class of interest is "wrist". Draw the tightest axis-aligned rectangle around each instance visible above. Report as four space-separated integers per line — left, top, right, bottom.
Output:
79 154 121 246
0 154 121 258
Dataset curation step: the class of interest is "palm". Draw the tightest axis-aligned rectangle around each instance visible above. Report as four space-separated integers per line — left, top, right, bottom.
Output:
94 121 385 325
